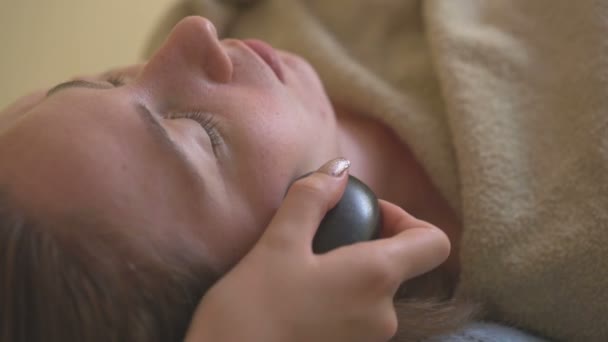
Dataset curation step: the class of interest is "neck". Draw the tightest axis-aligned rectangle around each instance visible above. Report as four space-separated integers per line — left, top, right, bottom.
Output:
334 106 461 279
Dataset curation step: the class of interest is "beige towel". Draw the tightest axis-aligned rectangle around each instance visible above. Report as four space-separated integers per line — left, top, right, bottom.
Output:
146 1 608 340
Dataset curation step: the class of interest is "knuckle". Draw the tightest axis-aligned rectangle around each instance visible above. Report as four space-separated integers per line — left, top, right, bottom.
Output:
379 310 399 340
365 307 398 341
364 251 399 289
290 176 330 202
261 224 295 251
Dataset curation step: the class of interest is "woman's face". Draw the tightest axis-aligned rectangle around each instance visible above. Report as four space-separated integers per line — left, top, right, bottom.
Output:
0 16 339 271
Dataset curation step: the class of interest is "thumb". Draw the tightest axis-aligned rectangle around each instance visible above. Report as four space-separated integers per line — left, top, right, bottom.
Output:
261 158 351 252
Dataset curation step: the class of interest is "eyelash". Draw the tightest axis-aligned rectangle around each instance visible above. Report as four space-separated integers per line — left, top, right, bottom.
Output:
105 74 127 87
103 73 223 152
166 111 223 149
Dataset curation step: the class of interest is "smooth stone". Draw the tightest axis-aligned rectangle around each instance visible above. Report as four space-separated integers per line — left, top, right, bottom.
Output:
313 175 381 253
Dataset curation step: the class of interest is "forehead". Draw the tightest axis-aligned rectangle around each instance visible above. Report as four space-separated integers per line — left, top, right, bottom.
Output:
0 90 47 134
0 89 168 217
0 63 143 124
5 88 140 151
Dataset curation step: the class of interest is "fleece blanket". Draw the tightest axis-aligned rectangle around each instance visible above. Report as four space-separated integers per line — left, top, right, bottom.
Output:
145 1 608 340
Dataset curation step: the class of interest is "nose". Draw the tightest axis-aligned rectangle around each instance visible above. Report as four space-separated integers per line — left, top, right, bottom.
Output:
143 16 233 84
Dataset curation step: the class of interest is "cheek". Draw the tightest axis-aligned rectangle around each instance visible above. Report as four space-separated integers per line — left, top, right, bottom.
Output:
234 138 295 212
202 193 273 272
230 101 335 195
240 116 310 183
228 93 312 166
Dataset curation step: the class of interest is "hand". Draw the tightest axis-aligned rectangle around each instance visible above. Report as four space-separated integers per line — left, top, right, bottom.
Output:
185 158 450 342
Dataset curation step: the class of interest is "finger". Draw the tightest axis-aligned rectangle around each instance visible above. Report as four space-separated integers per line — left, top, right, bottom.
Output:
332 225 450 288
378 199 437 238
262 158 350 250
376 201 450 278
369 226 451 282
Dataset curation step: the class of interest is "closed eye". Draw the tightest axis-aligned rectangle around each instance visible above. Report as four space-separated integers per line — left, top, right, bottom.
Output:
166 111 223 154
100 73 223 153
106 74 126 87
100 73 223 154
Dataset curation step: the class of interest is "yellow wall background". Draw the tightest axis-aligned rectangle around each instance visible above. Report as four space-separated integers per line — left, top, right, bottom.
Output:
0 0 173 108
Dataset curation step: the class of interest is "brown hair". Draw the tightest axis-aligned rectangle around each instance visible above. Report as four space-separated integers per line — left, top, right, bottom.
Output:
392 268 479 341
0 188 476 342
0 188 219 342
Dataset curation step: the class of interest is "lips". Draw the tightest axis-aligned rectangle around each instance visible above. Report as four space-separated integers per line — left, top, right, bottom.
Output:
242 39 285 83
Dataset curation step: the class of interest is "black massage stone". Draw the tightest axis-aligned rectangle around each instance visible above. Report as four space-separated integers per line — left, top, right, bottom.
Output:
312 175 381 253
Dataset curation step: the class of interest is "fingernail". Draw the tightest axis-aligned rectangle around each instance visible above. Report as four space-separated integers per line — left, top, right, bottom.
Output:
317 158 351 177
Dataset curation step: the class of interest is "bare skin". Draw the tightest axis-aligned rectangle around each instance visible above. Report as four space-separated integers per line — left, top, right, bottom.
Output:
0 16 460 278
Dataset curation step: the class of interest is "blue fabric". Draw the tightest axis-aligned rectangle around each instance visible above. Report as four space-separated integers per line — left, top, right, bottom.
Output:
428 322 549 342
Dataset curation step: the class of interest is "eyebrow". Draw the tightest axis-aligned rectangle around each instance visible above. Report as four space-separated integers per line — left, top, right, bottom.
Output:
46 79 184 158
135 104 206 190
45 79 206 189
46 80 112 97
